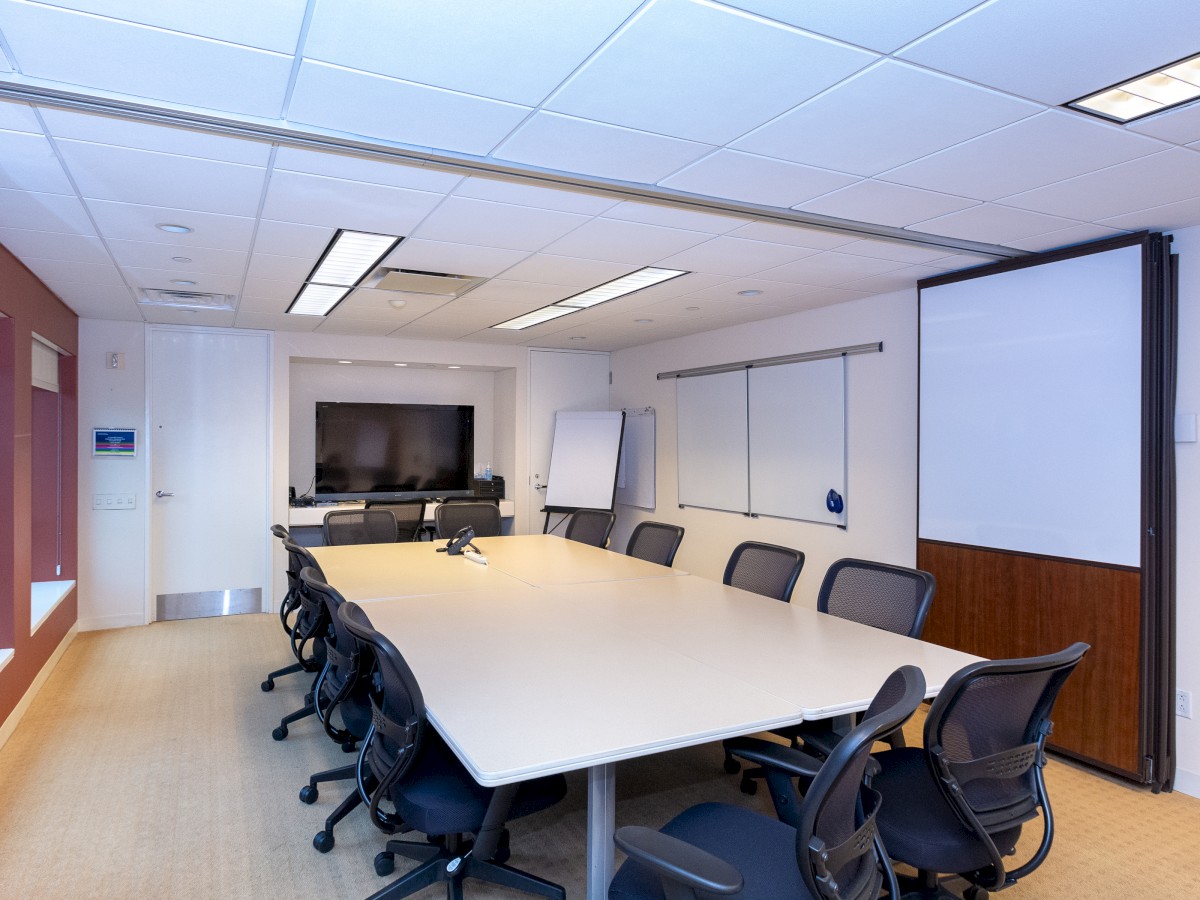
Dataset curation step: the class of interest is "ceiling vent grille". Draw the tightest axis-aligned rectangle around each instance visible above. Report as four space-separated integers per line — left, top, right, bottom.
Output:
139 289 235 310
363 268 486 296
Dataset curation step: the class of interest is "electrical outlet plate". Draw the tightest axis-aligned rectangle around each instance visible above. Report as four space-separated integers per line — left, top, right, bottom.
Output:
1177 689 1192 719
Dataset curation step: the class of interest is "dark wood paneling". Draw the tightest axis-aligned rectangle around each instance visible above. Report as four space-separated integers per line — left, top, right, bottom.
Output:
918 540 1143 778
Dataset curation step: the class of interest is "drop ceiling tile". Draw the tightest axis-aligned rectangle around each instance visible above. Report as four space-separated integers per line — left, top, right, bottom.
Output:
490 254 632 287
682 277 818 304
331 288 452 322
243 276 301 302
920 253 998 273
654 235 817 276
21 256 125 286
0 227 108 263
415 296 543 328
0 100 42 133
0 2 292 118
835 239 957 264
411 196 590 252
735 60 1038 176
910 203 1078 244
839 267 926 296
234 310 322 332
463 280 575 306
1128 102 1200 146
0 187 95 234
1006 223 1126 252
494 111 713 183
140 306 236 327
881 111 1164 201
304 0 642 106
253 219 333 259
546 0 877 145
107 239 247 275
637 294 772 318
85 200 253 249
897 0 1200 106
661 150 859 207
270 146 463 194
450 177 618 216
121 266 241 294
1099 196 1200 234
540 217 709 265
245 253 311 283
726 221 856 250
391 319 484 340
40 107 272 165
316 317 405 337
999 148 1200 221
601 201 749 234
722 0 984 53
0 130 72 193
261 169 444 235
757 250 908 286
770 286 875 309
287 61 532 157
384 238 530 279
57 139 266 216
43 280 140 320
797 179 978 228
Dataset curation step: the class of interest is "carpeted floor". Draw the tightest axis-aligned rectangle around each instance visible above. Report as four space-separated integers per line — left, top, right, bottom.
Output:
0 613 1197 898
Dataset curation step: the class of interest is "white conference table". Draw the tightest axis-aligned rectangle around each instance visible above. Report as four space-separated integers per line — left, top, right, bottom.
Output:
309 535 981 899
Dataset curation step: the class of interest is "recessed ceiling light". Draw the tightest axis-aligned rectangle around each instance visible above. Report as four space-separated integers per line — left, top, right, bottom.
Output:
286 229 403 317
1068 52 1200 123
288 283 350 316
337 360 352 365
388 298 407 309
156 223 192 234
738 289 763 297
570 336 587 341
492 267 688 330
169 279 196 286
635 318 653 324
171 256 192 263
685 306 701 311
393 363 407 367
448 365 462 369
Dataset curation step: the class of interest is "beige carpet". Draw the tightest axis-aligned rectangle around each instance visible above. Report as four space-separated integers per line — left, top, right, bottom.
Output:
0 613 1197 899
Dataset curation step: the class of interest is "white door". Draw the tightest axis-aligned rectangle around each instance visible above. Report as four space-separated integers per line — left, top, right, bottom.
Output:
528 349 610 533
149 327 271 620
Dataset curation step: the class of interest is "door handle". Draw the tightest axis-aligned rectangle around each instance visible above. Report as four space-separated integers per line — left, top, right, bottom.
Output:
155 490 175 498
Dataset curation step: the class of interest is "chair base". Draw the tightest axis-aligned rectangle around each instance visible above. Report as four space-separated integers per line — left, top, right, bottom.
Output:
897 870 988 900
262 660 304 692
368 834 564 900
272 692 316 741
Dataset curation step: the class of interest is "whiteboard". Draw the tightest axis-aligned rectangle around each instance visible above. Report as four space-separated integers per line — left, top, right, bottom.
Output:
749 358 846 525
919 244 1142 565
677 370 748 512
616 407 656 510
544 410 625 511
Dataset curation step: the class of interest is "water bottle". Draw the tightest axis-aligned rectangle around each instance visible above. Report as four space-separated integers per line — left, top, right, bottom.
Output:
484 462 492 480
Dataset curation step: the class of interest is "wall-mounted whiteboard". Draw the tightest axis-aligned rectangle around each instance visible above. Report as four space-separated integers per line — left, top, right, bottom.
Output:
616 407 656 510
544 410 625 511
676 358 847 525
919 243 1143 566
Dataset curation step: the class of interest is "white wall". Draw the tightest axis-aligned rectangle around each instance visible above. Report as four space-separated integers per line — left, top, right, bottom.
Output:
610 288 919 607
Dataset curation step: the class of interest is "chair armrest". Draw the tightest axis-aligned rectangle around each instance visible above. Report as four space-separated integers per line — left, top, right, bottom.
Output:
723 736 824 780
614 825 743 896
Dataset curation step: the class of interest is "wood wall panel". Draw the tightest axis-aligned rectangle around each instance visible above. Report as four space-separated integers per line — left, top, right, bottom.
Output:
918 540 1143 778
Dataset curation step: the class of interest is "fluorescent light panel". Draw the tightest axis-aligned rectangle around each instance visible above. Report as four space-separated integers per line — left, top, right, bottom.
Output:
286 229 402 316
492 267 688 330
1068 52 1200 123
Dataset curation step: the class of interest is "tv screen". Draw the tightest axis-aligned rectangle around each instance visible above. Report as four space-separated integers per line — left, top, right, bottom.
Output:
315 402 474 500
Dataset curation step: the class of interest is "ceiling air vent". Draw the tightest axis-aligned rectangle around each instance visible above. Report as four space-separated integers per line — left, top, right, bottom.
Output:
139 289 235 310
362 268 486 297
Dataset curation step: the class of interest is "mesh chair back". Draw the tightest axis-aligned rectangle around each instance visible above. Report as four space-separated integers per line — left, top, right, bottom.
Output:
323 508 398 545
301 568 373 741
435 500 501 538
924 643 1089 836
818 558 936 638
800 665 926 900
625 521 685 567
282 539 329 666
364 499 427 542
564 508 616 548
723 541 805 602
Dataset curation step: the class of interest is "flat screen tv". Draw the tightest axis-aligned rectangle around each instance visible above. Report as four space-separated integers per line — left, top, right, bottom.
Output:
314 402 474 501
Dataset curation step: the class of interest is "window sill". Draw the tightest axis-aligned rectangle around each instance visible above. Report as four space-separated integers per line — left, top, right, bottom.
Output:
31 580 75 635
0 647 12 675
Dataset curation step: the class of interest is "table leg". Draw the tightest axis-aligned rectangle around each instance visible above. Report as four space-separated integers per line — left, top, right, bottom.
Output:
586 762 616 899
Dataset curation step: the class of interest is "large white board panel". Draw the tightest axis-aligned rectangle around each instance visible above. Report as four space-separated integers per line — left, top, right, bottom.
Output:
919 244 1142 565
544 410 625 510
677 370 748 512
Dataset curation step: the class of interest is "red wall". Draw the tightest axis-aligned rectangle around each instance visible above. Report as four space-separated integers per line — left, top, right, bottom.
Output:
0 245 79 728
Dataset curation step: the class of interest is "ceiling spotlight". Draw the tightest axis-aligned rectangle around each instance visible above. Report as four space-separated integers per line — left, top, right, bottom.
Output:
393 363 407 367
685 306 701 311
169 279 196 286
448 365 462 369
570 336 587 341
738 289 763 297
171 256 192 263
337 360 352 365
635 318 653 324
156 223 193 234
388 298 408 309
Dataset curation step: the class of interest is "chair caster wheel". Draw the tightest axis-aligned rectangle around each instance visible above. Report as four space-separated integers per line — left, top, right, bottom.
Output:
299 785 318 804
739 776 757 796
341 740 357 753
313 831 334 853
261 678 274 692
723 756 740 775
374 851 395 876
964 889 987 900
272 725 287 741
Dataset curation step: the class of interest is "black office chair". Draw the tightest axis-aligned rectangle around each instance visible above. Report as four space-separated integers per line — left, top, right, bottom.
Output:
625 521 684 567
365 499 427 542
435 500 502 539
338 600 568 900
270 539 331 741
872 642 1090 900
563 508 616 548
733 558 936 792
262 524 307 692
609 666 926 900
722 540 805 602
323 508 399 545
297 568 375 853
